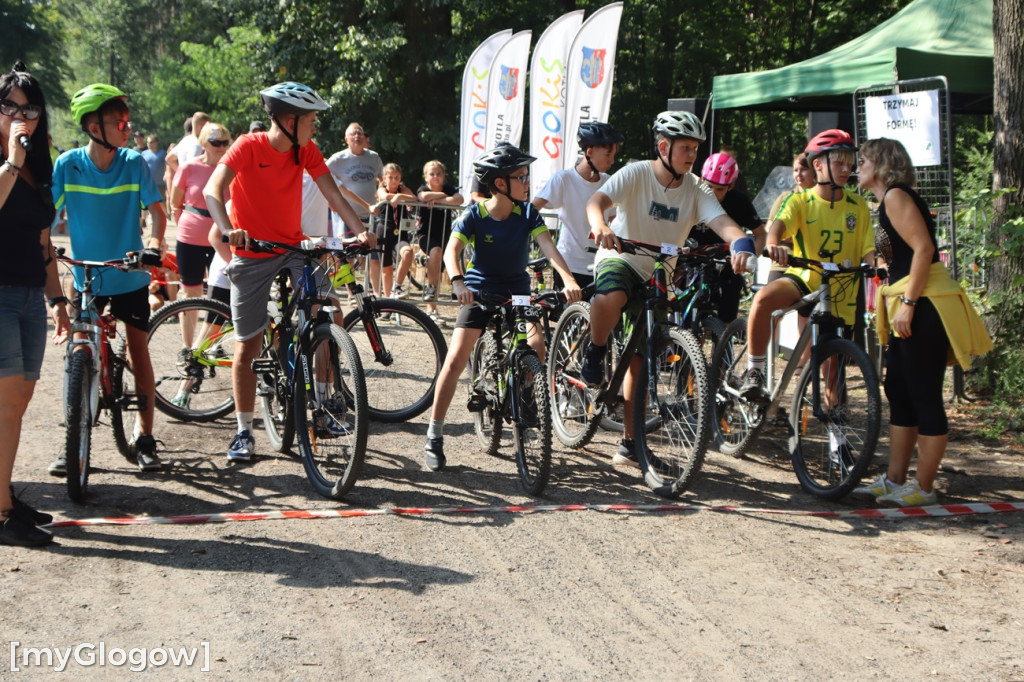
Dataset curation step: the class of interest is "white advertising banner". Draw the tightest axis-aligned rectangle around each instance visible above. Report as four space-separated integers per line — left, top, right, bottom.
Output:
483 31 533 152
459 29 513 195
528 10 585 199
864 89 942 166
561 2 624 172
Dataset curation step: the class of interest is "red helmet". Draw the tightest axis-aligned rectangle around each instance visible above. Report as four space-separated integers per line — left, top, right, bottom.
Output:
805 129 857 162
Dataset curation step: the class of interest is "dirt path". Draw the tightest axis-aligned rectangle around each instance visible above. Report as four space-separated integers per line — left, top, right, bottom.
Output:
4 236 1023 679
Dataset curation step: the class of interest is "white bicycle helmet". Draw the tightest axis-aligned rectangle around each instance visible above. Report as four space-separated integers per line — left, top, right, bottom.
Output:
259 82 328 164
652 111 706 142
259 82 329 117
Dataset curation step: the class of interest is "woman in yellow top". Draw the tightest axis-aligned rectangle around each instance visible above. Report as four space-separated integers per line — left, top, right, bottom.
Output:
854 138 991 507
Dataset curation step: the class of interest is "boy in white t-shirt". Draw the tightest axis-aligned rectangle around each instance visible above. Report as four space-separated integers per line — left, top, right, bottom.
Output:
533 121 624 291
584 110 754 467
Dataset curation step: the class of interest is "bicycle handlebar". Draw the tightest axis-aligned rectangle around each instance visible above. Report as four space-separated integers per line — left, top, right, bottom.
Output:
55 247 147 271
249 237 373 258
782 254 877 277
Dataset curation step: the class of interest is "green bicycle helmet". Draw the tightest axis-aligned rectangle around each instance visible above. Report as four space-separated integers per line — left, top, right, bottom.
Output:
70 83 127 126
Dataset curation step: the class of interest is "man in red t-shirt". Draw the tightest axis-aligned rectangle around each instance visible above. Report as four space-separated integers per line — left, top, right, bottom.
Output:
204 82 376 462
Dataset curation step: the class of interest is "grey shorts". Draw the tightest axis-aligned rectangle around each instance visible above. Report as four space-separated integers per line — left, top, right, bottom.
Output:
225 252 332 342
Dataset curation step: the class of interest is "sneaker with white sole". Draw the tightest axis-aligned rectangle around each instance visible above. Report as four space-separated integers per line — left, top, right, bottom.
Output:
422 285 437 301
227 430 255 462
315 412 353 438
611 439 644 469
852 474 900 498
877 479 938 507
47 450 67 477
739 368 769 402
132 434 164 472
392 285 408 299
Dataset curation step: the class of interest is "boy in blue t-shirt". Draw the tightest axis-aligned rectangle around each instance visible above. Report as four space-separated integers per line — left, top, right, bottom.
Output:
49 83 167 473
421 144 581 471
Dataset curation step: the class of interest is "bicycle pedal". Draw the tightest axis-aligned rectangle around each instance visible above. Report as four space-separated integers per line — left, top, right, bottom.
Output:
466 392 489 413
251 358 277 373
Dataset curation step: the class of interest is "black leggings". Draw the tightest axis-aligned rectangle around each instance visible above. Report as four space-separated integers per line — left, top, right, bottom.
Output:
883 297 949 435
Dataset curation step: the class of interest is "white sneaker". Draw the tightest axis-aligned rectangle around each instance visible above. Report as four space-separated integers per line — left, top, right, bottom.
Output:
877 479 938 507
852 474 899 497
392 285 408 299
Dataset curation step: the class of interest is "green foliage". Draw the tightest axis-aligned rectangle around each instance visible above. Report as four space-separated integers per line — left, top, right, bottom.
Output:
0 0 70 111
956 185 1024 403
148 26 270 139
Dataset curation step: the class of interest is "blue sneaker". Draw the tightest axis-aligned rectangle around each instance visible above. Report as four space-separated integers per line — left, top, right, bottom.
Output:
227 430 255 462
315 413 352 438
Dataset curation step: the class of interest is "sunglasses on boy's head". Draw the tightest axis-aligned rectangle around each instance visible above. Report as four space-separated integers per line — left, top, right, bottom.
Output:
0 98 43 121
207 139 229 148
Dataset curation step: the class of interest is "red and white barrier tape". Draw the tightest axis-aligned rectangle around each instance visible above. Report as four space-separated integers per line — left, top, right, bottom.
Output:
46 500 1024 528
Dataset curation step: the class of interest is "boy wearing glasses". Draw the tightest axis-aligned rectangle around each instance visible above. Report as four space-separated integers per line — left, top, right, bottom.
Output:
420 143 580 471
49 83 167 473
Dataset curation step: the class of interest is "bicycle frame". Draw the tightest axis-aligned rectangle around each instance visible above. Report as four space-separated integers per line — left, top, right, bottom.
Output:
671 245 731 334
251 238 368 389
723 259 871 421
561 242 675 418
476 293 544 424
62 257 144 420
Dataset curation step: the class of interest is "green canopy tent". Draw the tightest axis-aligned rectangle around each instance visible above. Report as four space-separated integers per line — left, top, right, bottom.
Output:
711 0 993 114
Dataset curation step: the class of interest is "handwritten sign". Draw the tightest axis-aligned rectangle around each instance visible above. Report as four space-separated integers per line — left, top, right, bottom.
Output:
864 90 941 166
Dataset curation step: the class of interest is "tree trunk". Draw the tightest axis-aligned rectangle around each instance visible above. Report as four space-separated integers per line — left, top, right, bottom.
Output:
990 0 1024 341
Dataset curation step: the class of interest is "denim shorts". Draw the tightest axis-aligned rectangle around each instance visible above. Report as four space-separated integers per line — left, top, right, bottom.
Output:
0 286 48 381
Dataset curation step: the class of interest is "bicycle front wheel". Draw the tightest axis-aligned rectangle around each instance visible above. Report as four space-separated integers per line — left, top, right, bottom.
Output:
148 297 235 422
108 337 136 460
634 327 711 499
470 334 506 456
709 317 767 458
294 323 368 500
790 338 881 499
547 302 602 448
513 352 552 496
65 349 93 503
342 299 447 422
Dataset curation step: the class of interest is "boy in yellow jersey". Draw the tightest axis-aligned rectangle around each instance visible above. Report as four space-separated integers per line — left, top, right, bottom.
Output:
741 129 875 399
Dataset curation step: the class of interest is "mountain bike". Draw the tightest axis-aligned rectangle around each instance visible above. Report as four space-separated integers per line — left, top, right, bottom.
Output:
57 249 153 502
148 247 447 425
710 255 882 499
249 237 369 500
467 290 562 495
597 241 735 435
546 239 712 499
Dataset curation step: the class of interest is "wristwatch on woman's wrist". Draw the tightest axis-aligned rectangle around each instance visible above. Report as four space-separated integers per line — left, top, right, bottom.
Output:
899 295 917 307
47 296 68 308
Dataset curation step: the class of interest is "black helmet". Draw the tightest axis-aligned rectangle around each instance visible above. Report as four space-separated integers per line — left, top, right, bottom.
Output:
473 143 536 185
577 121 625 149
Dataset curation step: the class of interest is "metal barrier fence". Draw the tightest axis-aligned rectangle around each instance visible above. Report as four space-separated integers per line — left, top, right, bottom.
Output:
352 201 564 303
